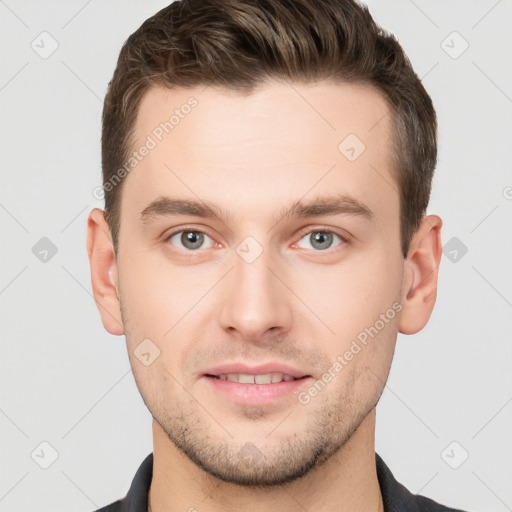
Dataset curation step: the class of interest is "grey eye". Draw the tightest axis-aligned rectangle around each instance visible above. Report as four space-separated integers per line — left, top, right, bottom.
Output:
169 230 213 251
297 231 343 251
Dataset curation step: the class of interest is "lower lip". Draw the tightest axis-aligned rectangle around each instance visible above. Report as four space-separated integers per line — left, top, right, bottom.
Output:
203 376 313 406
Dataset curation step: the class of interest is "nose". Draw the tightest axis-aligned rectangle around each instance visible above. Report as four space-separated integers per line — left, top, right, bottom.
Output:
218 246 293 343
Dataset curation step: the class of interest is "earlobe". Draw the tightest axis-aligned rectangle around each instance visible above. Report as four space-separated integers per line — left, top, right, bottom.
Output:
86 208 125 336
399 215 443 335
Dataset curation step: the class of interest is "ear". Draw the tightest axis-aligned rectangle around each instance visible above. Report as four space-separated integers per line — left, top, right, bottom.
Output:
86 208 125 336
399 214 443 335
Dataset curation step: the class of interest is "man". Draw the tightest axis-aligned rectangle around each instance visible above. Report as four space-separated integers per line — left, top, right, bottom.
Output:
86 0 468 510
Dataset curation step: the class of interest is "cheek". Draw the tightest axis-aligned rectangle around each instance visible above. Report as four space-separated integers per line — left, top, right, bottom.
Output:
297 256 402 395
328 300 399 409
118 251 218 376
294 249 403 343
118 252 201 332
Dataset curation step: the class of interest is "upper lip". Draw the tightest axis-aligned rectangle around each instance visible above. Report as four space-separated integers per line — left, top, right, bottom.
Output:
203 362 311 379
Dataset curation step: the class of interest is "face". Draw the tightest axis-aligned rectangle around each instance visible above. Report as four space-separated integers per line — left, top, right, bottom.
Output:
109 81 406 485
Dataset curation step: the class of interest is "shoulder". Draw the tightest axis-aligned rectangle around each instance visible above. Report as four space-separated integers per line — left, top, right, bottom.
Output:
376 453 469 512
406 492 468 512
88 453 153 512
89 500 123 512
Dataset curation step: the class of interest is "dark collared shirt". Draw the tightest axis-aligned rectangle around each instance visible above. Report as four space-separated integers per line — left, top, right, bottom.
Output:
92 452 468 512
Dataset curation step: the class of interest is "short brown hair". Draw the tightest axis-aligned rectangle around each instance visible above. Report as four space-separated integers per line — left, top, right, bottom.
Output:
101 0 437 258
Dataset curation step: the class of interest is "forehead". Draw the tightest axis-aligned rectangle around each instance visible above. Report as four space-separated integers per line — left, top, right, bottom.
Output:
135 80 392 153
124 80 397 228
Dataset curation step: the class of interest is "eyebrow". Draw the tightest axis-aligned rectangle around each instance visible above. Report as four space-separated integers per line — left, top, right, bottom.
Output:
140 194 374 224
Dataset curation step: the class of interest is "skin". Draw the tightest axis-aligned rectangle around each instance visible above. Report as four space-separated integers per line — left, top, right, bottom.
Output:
87 80 442 512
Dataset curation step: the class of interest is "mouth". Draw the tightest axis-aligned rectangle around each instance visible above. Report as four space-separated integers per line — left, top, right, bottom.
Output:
201 364 314 406
205 373 310 384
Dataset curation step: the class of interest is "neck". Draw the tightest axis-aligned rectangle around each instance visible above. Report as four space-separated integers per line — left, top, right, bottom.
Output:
148 409 383 512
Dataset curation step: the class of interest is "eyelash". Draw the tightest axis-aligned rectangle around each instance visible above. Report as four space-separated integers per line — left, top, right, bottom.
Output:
164 226 348 254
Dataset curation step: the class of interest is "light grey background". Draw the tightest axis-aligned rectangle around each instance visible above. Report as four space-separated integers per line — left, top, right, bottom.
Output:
1 1 511 511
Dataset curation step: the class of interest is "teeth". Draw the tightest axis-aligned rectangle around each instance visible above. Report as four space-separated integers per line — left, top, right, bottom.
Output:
238 373 255 384
255 374 272 384
219 372 298 384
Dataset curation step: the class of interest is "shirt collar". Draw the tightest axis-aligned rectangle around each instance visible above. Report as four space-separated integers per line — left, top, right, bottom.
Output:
118 452 454 512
